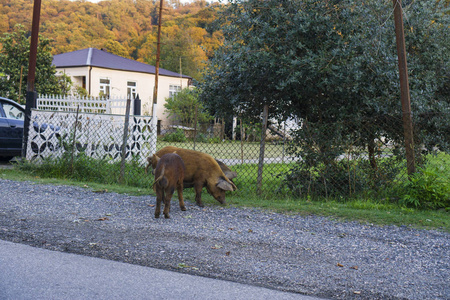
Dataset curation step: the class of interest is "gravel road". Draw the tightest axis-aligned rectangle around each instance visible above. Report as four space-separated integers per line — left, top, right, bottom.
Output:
0 179 448 299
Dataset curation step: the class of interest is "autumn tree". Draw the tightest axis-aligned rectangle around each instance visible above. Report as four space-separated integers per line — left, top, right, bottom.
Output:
1 0 225 81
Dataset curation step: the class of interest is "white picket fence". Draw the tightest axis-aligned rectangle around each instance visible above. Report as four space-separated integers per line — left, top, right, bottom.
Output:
28 95 155 166
37 95 134 115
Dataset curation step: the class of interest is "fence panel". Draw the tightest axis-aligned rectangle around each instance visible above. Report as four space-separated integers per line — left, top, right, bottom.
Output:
37 95 133 115
25 105 449 202
27 110 156 167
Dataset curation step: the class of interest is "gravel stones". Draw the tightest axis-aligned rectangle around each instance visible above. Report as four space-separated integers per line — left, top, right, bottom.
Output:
0 179 448 299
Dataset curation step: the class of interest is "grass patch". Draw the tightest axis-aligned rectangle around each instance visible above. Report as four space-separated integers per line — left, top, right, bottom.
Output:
224 194 449 232
155 140 291 160
2 151 448 232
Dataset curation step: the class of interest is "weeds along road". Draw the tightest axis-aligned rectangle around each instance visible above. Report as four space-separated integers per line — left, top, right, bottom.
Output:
0 179 448 299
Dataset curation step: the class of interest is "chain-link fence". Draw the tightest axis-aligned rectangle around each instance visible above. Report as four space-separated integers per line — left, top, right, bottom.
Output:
26 105 449 203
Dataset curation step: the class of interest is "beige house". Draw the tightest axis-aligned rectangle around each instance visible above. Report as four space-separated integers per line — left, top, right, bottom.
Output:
53 48 192 125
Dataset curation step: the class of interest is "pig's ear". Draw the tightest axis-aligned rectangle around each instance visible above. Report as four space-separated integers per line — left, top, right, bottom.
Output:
153 154 160 163
217 177 237 191
224 170 238 180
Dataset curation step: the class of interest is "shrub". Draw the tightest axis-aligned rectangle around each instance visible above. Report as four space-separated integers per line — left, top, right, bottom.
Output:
281 156 403 200
161 129 187 142
208 137 222 144
193 133 208 143
399 163 450 210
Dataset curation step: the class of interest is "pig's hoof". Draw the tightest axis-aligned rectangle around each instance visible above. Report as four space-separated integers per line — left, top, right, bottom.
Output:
155 214 160 218
164 214 170 219
181 206 187 211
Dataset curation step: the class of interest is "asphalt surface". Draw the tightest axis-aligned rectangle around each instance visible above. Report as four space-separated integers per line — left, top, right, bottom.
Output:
0 239 321 300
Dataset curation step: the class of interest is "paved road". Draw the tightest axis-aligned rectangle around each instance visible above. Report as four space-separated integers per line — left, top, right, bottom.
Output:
0 240 322 300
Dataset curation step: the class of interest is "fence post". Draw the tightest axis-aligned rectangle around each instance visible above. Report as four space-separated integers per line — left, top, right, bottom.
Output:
257 104 269 194
120 98 132 183
193 104 198 151
150 104 158 156
133 94 141 115
106 97 111 114
70 105 80 174
240 118 244 164
22 91 37 158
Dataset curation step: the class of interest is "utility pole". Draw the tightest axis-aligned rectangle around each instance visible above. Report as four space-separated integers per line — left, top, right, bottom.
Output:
180 56 182 89
152 0 163 108
22 0 42 158
150 0 163 155
392 0 416 175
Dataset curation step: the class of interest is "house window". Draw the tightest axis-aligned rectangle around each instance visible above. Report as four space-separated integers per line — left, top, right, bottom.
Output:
169 85 181 98
99 78 110 98
127 81 137 100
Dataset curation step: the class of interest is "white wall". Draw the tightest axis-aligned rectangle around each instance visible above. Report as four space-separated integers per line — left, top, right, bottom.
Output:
56 66 190 125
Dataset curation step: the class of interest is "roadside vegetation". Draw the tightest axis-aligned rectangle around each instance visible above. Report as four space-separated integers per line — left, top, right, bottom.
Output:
2 150 448 232
1 0 448 232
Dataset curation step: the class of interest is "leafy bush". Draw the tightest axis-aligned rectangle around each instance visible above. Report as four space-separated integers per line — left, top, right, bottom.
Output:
193 133 208 143
281 148 405 200
399 153 450 209
208 137 222 144
161 129 187 142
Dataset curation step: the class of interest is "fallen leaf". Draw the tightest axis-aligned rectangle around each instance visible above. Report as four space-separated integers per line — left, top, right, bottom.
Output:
225 251 231 256
212 244 223 249
248 229 253 233
354 291 361 295
337 263 344 267
97 217 109 221
350 266 359 270
148 204 155 207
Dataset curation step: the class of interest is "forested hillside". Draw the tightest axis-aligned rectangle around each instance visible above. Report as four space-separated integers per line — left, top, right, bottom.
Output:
0 0 225 80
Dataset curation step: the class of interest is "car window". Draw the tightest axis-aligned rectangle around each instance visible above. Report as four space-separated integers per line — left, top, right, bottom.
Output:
2 103 24 121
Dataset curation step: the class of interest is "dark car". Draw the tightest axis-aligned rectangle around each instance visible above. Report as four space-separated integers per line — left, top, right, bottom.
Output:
0 97 25 160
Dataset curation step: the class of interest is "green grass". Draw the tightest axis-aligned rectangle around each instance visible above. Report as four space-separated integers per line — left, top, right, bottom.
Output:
1 165 448 232
155 140 290 160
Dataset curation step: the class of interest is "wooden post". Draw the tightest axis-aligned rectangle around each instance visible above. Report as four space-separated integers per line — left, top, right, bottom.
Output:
257 104 269 194
70 105 80 174
150 0 163 156
393 0 416 175
22 0 42 158
152 0 163 107
240 118 244 164
120 98 132 183
193 104 198 151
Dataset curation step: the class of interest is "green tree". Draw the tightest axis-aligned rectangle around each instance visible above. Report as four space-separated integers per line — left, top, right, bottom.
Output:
201 0 449 153
199 0 449 197
0 24 63 103
164 87 212 127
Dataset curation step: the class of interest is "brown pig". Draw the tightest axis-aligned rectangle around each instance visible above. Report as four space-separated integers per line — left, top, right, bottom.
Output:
152 152 186 218
215 159 238 180
147 146 237 207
